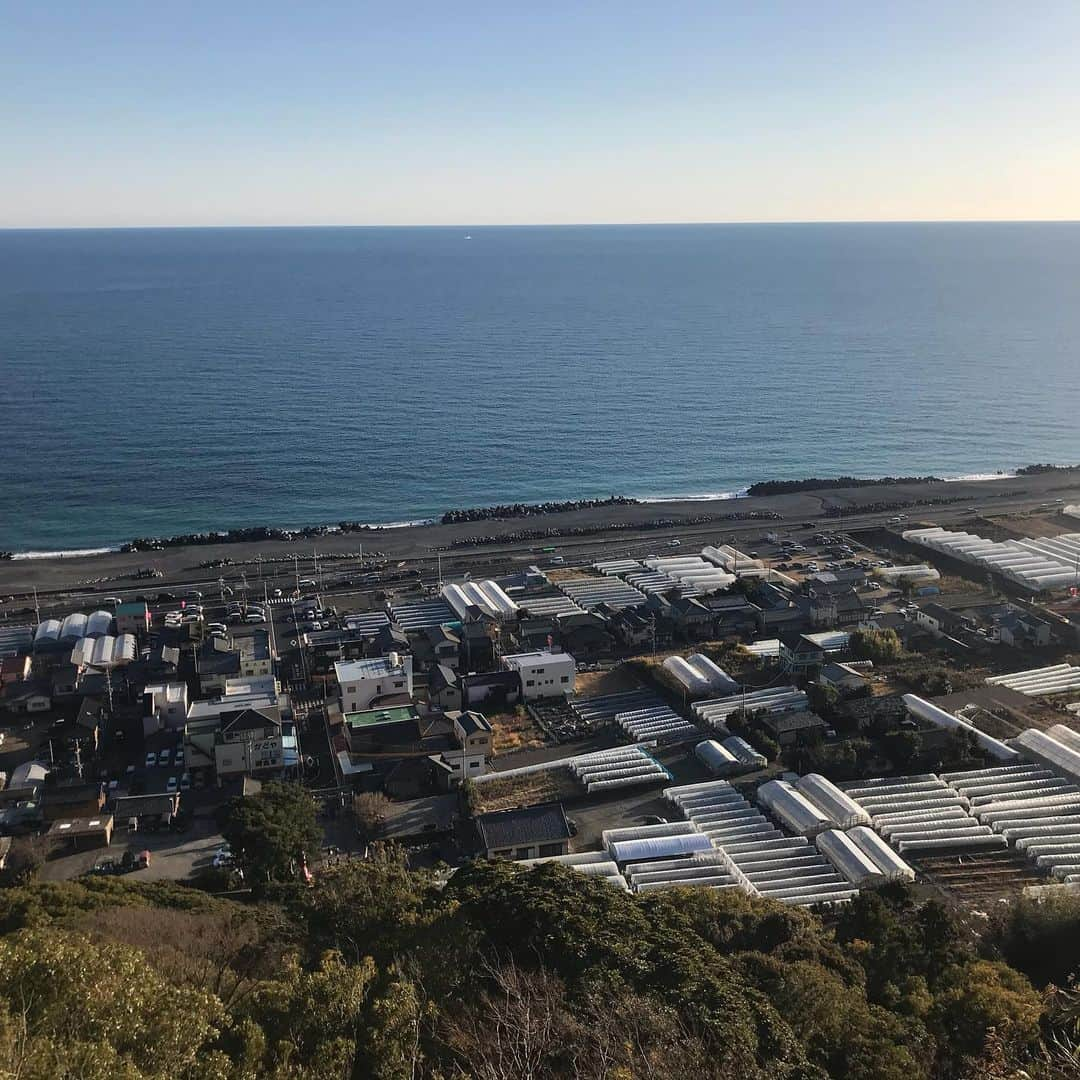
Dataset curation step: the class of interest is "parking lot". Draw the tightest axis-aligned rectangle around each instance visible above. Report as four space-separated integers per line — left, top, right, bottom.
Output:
38 817 227 882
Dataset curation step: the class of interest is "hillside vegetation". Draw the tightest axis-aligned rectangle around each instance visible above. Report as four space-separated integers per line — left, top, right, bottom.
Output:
0 851 1079 1078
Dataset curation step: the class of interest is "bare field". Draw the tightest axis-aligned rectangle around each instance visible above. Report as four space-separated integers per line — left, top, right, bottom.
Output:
574 665 642 698
475 767 578 813
488 710 547 755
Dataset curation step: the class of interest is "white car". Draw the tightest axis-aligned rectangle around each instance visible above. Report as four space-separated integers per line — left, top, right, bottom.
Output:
157 749 171 766
244 612 266 623
166 775 178 793
145 752 157 768
180 773 191 791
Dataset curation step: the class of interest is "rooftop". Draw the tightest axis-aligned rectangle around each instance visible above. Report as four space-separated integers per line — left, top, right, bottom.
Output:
343 704 421 729
475 801 572 851
335 656 408 682
48 815 113 837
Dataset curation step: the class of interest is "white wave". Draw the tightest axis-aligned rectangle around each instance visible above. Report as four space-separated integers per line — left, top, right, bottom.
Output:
638 488 749 504
940 471 1017 482
365 518 438 529
10 546 119 560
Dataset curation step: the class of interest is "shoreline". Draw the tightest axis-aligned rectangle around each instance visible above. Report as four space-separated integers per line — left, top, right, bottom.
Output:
2 467 1080 598
0 467 1040 561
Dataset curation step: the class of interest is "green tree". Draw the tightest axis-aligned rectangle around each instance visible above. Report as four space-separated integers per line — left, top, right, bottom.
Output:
220 781 323 883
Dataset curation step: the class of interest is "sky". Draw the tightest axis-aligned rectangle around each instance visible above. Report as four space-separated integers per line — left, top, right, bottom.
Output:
3 1 1080 227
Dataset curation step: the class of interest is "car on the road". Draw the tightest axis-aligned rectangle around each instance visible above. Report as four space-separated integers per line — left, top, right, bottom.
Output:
668 539 681 547
273 588 283 597
103 595 123 607
156 591 178 603
185 590 203 600
145 752 157 768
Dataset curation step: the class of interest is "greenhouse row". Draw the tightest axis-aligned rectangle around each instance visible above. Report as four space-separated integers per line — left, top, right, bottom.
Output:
692 686 809 729
34 610 116 648
388 597 458 632
555 576 646 611
665 780 857 906
515 594 585 618
70 633 137 669
701 544 764 573
872 563 940 585
440 580 518 621
614 705 699 742
943 758 1080 883
593 558 704 597
569 688 668 728
641 555 736 592
840 773 1006 854
519 851 629 890
568 746 670 794
1011 726 1080 785
902 526 1080 591
663 653 739 696
815 827 915 887
694 738 767 776
986 664 1080 697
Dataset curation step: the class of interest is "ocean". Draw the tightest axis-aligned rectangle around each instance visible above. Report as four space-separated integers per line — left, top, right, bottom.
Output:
1 222 1078 554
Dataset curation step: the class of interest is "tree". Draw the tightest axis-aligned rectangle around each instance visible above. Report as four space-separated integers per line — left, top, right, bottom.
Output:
354 792 390 841
850 628 905 663
220 781 323 883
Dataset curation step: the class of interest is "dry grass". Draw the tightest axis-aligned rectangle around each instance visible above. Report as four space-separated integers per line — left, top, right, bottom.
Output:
545 567 599 582
475 767 578 813
574 665 641 698
488 710 547 755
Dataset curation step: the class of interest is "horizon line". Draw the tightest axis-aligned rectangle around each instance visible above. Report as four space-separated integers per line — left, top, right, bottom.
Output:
2 217 1080 232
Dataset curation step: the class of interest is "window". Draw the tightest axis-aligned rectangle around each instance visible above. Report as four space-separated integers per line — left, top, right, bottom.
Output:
515 847 531 860
538 843 563 857
394 680 404 689
535 667 545 674
525 679 534 687
469 761 481 769
560 675 569 683
493 848 512 858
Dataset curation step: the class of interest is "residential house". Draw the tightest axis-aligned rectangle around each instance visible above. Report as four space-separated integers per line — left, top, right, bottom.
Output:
460 670 521 711
111 792 180 828
42 779 106 823
114 601 151 636
703 595 760 638
335 654 413 713
75 696 105 750
143 681 190 734
555 611 614 661
999 610 1053 649
236 629 274 678
475 801 572 861
448 710 493 778
818 662 870 696
415 625 461 671
754 583 810 635
609 607 655 650
48 815 114 850
428 664 462 711
0 680 51 715
501 650 576 701
459 622 495 672
196 637 241 694
809 588 867 628
760 710 828 748
0 655 31 688
213 708 296 780
666 596 714 640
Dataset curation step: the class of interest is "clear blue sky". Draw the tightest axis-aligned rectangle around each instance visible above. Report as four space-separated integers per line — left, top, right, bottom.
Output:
4 1 1079 227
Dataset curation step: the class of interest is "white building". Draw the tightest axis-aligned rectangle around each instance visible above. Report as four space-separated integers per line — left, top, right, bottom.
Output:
335 653 414 713
143 681 189 734
501 649 576 700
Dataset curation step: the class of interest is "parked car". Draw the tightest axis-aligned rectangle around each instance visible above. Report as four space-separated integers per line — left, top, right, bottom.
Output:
245 612 266 623
166 775 178 793
145 752 157 768
180 773 191 790
157 749 171 766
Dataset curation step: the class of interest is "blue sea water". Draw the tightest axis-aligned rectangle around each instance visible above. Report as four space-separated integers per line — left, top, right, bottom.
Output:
1 223 1078 554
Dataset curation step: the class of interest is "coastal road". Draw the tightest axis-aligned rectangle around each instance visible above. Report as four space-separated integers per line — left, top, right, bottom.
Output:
3 478 1078 614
